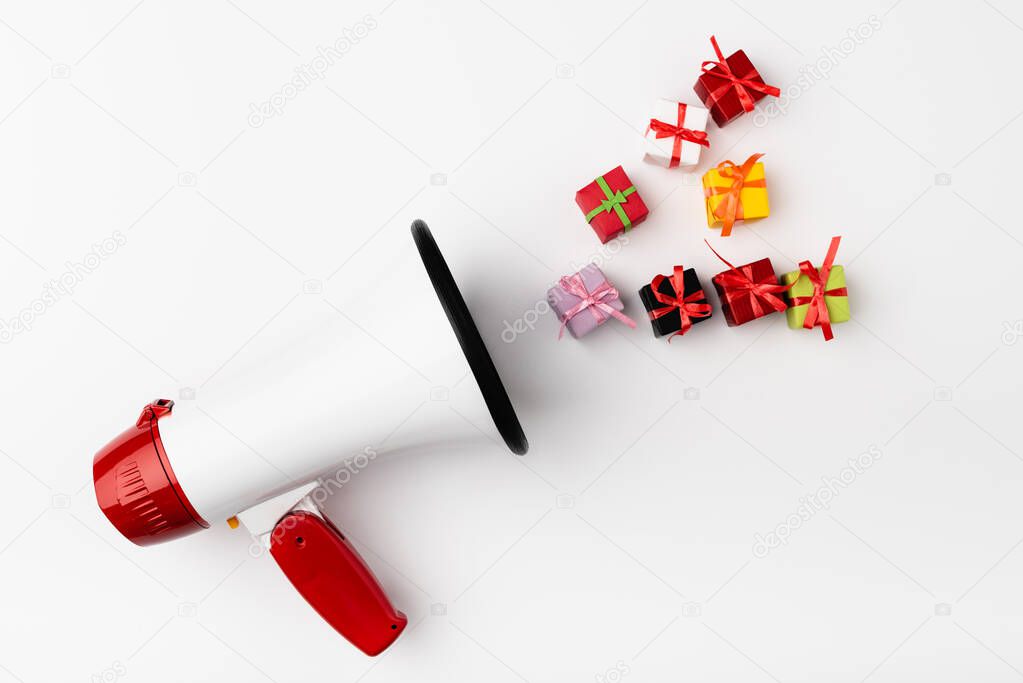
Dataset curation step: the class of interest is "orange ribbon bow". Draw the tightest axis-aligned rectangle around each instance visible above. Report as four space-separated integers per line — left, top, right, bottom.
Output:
703 153 766 237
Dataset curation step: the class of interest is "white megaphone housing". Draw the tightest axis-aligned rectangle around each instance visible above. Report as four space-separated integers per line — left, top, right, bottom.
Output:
92 221 528 656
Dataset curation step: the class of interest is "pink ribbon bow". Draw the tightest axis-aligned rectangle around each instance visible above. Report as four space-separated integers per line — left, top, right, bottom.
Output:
556 272 636 339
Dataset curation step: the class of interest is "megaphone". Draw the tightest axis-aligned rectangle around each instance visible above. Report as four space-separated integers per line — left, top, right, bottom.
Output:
91 221 528 656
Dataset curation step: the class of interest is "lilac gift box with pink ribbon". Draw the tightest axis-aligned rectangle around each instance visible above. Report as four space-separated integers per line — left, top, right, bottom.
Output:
547 264 635 339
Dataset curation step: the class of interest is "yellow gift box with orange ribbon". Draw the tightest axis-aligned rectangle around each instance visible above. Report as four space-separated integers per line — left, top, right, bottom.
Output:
702 153 769 236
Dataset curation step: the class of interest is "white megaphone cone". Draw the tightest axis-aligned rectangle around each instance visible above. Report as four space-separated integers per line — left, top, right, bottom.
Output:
92 221 527 656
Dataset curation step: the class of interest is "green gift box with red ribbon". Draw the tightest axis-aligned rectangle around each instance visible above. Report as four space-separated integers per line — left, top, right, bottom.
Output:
782 236 850 341
576 165 649 243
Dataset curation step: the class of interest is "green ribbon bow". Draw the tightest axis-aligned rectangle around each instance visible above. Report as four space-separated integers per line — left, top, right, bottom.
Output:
584 175 637 230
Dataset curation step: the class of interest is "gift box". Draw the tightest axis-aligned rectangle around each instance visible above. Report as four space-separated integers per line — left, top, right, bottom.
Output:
643 101 710 168
782 236 849 341
547 264 635 339
639 266 712 339
576 166 648 244
706 242 789 326
703 153 769 237
694 36 780 127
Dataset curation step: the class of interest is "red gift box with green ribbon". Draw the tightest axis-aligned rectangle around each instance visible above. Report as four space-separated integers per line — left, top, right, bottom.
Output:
576 166 649 243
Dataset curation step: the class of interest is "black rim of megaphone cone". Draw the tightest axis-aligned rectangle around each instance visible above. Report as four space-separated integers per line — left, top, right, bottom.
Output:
411 220 528 456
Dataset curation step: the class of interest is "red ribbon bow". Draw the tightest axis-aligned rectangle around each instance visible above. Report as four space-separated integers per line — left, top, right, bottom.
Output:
556 272 636 339
647 103 710 168
705 240 791 320
700 35 781 114
648 266 712 341
703 153 766 237
787 236 847 341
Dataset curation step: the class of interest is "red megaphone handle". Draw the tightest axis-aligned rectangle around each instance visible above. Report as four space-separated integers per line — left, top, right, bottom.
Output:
269 511 407 655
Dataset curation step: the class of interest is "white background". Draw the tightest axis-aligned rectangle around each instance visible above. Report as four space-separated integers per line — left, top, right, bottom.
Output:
2 1 1023 681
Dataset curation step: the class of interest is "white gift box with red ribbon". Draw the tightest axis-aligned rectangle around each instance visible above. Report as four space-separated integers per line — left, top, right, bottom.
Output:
642 100 710 168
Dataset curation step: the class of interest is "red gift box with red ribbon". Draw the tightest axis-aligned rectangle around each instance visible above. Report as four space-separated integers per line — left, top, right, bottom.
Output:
706 240 790 326
712 259 786 326
694 36 780 127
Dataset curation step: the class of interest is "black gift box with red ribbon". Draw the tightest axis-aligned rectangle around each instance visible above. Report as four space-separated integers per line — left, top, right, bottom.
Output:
639 267 712 338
